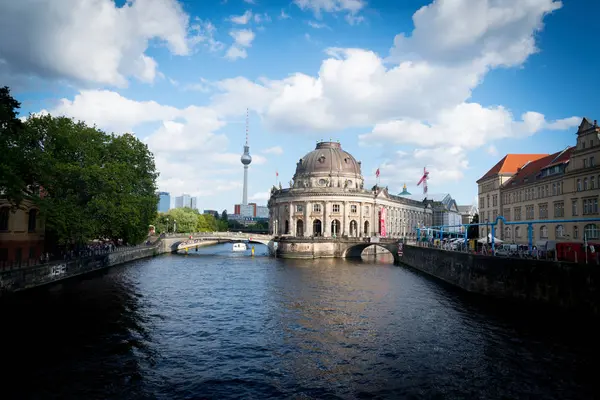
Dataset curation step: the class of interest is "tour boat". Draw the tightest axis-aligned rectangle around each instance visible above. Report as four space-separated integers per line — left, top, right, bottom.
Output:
232 243 248 252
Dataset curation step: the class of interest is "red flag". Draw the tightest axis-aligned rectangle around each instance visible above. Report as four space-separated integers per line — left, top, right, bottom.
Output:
276 171 279 177
375 168 380 178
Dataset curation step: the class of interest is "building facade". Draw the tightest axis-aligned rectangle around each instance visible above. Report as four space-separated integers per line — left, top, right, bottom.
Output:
268 141 433 242
457 205 478 225
0 199 45 264
157 191 170 213
479 118 600 245
174 194 196 209
477 153 548 238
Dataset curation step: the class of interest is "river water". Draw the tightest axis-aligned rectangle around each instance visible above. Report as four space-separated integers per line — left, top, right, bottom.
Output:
1 244 597 399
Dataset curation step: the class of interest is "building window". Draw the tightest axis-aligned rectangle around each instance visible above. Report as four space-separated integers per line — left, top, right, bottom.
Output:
572 199 578 216
556 225 564 238
493 210 498 220
487 195 490 208
540 225 548 239
515 226 521 238
28 209 37 232
0 207 8 231
504 227 511 239
350 205 357 213
296 204 303 213
332 204 340 213
364 206 369 213
503 208 511 221
552 183 557 196
492 195 497 207
553 202 564 217
584 224 599 239
592 177 596 190
526 205 534 220
583 198 599 215
313 204 321 213
574 226 579 239
538 203 548 219
577 179 582 191
479 197 485 209
584 178 588 190
558 182 562 195
591 156 596 167
584 158 589 168
514 207 521 221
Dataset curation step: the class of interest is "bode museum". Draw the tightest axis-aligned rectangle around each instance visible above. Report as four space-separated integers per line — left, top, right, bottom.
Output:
268 141 433 258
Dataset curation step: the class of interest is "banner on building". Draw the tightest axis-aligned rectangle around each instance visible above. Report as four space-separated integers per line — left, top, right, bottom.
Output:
379 207 387 237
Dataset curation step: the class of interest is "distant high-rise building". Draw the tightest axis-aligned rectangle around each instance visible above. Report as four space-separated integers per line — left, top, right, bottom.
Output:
157 192 170 213
175 193 192 209
256 206 269 219
191 197 197 210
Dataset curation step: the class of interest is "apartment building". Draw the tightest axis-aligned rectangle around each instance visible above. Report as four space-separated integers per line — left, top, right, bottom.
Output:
481 117 600 244
477 153 548 238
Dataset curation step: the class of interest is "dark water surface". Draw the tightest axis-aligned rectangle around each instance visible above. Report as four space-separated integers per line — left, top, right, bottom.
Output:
1 244 597 399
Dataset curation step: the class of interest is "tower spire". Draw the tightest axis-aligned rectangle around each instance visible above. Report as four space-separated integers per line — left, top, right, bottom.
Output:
245 108 249 146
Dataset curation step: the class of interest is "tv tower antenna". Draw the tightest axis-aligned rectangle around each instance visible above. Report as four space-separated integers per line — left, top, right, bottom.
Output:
245 108 249 146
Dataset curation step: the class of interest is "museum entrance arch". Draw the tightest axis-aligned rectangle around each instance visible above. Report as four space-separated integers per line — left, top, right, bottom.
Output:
331 219 341 237
349 220 358 237
364 221 369 236
313 219 322 236
296 220 304 237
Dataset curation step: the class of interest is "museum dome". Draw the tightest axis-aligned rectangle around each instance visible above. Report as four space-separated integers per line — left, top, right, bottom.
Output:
294 141 362 177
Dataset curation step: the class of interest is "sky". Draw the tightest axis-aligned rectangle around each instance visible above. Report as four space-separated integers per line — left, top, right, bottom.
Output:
1 0 599 213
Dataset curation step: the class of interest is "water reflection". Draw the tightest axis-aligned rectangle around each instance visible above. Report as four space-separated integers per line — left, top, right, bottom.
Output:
0 244 597 399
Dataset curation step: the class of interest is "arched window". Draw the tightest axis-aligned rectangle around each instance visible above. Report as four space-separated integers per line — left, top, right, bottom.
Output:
0 207 8 231
331 219 341 237
28 209 37 232
504 226 511 239
584 224 599 239
555 225 564 238
364 220 369 236
313 219 322 236
540 225 548 239
515 226 521 238
284 220 289 234
349 220 358 237
296 220 304 237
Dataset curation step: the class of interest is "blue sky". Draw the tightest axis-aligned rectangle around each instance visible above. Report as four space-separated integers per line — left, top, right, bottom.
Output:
1 0 598 212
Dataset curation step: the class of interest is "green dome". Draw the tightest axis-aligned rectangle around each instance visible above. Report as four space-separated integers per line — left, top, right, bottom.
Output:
398 183 411 196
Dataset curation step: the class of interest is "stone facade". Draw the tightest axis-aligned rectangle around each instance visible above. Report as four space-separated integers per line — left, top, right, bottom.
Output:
479 118 600 245
0 199 45 264
268 141 433 256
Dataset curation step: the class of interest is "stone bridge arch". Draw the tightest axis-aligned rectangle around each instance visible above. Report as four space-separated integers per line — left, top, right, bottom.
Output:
342 242 400 264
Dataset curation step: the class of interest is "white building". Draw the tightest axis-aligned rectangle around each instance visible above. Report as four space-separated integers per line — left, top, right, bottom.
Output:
268 141 433 238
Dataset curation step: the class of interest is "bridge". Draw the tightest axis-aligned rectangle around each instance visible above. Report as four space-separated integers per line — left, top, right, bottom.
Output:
172 232 273 252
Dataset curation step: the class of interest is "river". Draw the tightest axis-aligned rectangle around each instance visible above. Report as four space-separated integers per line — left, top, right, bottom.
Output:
0 243 597 399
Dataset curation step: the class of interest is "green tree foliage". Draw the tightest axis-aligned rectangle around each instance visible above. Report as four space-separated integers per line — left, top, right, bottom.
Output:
154 208 227 233
1 88 159 246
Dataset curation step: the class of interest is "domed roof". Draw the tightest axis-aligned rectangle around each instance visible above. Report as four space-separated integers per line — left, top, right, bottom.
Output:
294 141 362 177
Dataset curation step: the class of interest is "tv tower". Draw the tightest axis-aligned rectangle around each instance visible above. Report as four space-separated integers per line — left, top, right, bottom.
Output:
240 108 252 205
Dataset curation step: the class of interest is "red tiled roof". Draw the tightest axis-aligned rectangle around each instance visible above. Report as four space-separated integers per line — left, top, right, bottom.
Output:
502 147 574 189
477 154 548 183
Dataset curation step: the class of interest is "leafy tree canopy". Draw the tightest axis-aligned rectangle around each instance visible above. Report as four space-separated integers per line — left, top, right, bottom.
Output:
1 87 159 246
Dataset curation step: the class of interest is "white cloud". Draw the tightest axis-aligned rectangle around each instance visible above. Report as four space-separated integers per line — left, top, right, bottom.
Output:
208 0 575 193
279 9 291 19
243 0 256 3
230 10 253 24
254 13 272 24
189 19 224 52
487 145 498 157
0 0 198 86
250 191 271 201
225 29 256 60
262 146 284 155
308 21 328 29
294 0 366 20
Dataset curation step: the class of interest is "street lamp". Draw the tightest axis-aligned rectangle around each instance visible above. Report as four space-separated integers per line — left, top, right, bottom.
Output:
174 219 177 233
166 218 169 234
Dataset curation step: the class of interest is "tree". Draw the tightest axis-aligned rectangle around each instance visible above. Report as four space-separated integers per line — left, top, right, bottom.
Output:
0 87 42 206
221 210 228 221
468 213 479 239
14 112 159 247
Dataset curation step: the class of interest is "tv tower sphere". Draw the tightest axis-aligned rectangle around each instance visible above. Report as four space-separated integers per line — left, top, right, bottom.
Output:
241 149 252 165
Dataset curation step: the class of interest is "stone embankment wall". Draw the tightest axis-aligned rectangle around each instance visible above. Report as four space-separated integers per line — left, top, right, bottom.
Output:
401 245 600 315
0 245 161 296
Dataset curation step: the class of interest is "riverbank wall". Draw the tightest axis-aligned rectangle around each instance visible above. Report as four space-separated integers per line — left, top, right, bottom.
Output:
400 245 600 315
